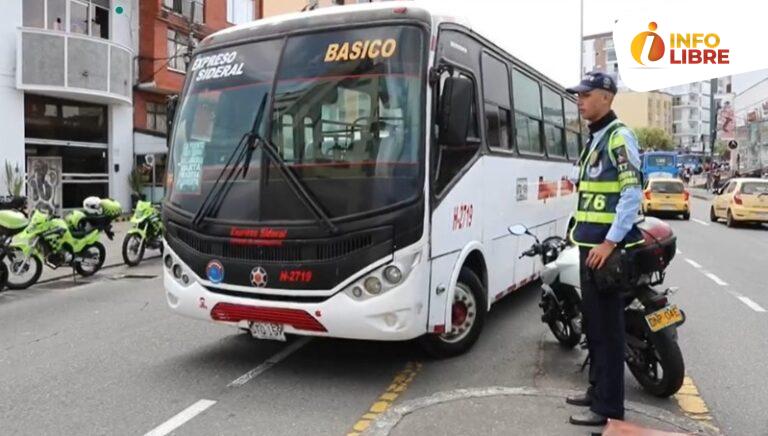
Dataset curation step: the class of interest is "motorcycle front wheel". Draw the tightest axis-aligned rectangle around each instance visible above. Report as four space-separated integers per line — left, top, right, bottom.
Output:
75 242 106 276
548 312 582 349
0 261 8 291
122 234 145 267
626 324 685 398
4 248 43 290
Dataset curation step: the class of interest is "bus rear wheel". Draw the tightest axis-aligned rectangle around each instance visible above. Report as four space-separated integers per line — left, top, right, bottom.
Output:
420 267 486 358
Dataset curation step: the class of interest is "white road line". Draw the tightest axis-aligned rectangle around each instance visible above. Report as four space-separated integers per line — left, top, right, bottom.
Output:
705 273 728 286
676 249 683 255
737 296 767 313
144 399 217 436
684 258 702 269
228 337 311 387
691 218 710 226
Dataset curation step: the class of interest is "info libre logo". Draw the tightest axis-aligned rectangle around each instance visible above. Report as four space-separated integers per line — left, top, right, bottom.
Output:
630 22 730 66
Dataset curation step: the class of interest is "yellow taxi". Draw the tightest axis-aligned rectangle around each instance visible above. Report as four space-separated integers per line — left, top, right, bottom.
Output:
642 178 690 220
710 178 768 227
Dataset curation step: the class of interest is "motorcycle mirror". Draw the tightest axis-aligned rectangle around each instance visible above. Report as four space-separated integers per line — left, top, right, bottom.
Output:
508 224 529 236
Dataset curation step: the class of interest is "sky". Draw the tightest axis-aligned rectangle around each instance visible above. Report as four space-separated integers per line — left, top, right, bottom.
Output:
416 0 768 94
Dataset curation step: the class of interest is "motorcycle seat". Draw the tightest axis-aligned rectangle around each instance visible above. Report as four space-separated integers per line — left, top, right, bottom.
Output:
69 229 91 239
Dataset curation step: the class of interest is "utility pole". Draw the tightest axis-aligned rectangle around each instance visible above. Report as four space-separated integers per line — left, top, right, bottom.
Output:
709 77 717 158
579 0 584 79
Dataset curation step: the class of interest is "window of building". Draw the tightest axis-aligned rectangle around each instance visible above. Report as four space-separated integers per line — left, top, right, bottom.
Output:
512 69 543 155
167 30 191 72
164 0 205 23
92 1 110 38
481 53 511 150
227 0 254 24
146 102 168 134
47 0 66 31
23 0 45 28
25 94 108 143
24 0 109 39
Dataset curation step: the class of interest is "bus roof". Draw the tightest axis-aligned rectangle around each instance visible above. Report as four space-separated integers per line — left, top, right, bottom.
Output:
200 2 440 51
197 2 574 100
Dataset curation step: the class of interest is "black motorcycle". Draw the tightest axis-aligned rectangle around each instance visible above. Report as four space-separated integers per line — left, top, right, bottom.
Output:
510 217 686 398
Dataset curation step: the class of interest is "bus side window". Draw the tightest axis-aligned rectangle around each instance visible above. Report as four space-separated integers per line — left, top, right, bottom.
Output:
433 69 481 195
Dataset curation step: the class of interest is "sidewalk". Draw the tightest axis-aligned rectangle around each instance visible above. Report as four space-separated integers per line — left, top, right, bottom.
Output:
36 221 162 284
365 387 716 436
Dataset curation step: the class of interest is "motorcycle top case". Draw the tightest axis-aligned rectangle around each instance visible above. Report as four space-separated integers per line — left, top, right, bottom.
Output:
634 217 677 275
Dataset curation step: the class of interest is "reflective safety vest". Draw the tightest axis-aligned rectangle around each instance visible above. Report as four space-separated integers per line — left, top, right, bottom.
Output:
570 121 644 248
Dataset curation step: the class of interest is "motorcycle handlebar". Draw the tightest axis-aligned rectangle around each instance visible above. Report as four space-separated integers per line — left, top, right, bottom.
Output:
519 245 540 259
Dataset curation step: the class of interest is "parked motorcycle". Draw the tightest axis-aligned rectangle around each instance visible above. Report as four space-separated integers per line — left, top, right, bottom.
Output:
509 217 686 398
122 200 163 267
0 210 30 290
4 197 122 289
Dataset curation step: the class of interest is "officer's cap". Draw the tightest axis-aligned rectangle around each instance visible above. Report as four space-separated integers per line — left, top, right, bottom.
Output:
566 71 618 95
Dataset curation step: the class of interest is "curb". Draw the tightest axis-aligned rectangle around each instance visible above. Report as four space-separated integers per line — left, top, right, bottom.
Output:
364 386 718 436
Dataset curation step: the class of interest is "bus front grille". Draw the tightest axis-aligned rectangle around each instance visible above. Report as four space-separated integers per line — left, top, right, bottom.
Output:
167 222 385 263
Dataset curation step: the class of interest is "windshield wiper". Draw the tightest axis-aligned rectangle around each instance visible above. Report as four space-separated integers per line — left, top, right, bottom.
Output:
192 97 338 235
191 95 268 229
255 134 339 235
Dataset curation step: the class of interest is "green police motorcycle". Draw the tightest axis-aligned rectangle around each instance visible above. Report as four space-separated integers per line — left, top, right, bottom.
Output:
122 200 163 267
4 198 122 289
0 209 30 290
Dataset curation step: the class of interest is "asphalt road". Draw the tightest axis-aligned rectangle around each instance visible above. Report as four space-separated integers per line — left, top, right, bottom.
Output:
0 198 764 435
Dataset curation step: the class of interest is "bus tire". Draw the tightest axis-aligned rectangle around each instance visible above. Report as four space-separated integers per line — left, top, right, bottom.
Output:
419 267 487 358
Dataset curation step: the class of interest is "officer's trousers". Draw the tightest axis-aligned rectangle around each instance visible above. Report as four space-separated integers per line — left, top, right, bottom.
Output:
579 247 625 419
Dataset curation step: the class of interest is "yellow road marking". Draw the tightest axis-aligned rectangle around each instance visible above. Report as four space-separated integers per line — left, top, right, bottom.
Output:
674 376 720 433
346 361 422 436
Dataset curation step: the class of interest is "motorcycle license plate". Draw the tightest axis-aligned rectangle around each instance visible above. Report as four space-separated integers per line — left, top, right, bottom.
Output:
645 305 683 332
248 321 287 341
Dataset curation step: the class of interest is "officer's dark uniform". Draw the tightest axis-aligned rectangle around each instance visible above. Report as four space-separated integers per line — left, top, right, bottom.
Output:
566 74 644 420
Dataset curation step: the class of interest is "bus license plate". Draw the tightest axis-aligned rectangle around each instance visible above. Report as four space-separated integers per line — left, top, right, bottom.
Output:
645 305 683 332
249 321 287 341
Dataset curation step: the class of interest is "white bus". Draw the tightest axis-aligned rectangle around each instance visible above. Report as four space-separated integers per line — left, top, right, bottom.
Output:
162 2 582 357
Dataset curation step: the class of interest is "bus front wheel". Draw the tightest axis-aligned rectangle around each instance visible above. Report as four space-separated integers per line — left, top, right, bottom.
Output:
420 267 487 358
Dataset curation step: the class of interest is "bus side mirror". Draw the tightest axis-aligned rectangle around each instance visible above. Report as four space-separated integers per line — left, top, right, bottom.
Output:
438 76 474 147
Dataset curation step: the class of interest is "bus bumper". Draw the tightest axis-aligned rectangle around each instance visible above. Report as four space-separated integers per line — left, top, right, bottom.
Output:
163 257 430 342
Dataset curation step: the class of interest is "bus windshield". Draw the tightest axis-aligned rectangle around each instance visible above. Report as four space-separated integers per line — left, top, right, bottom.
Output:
167 25 425 223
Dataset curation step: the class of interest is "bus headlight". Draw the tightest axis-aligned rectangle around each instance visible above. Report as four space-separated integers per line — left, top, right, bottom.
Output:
345 249 424 301
383 266 403 284
364 277 382 295
172 264 183 279
164 254 173 269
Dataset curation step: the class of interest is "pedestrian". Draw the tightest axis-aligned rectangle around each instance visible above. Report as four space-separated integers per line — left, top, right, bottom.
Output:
565 71 645 426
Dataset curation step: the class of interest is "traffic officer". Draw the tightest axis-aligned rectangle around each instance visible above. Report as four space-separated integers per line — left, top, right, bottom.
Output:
564 72 644 426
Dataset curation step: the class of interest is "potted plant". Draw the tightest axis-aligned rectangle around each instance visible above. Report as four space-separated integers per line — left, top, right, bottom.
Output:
2 160 26 213
128 166 147 209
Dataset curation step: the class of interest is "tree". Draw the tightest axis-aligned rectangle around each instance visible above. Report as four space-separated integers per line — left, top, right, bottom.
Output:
633 127 675 151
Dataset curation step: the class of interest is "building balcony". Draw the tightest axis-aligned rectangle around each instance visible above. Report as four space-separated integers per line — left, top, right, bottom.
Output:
16 28 133 105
